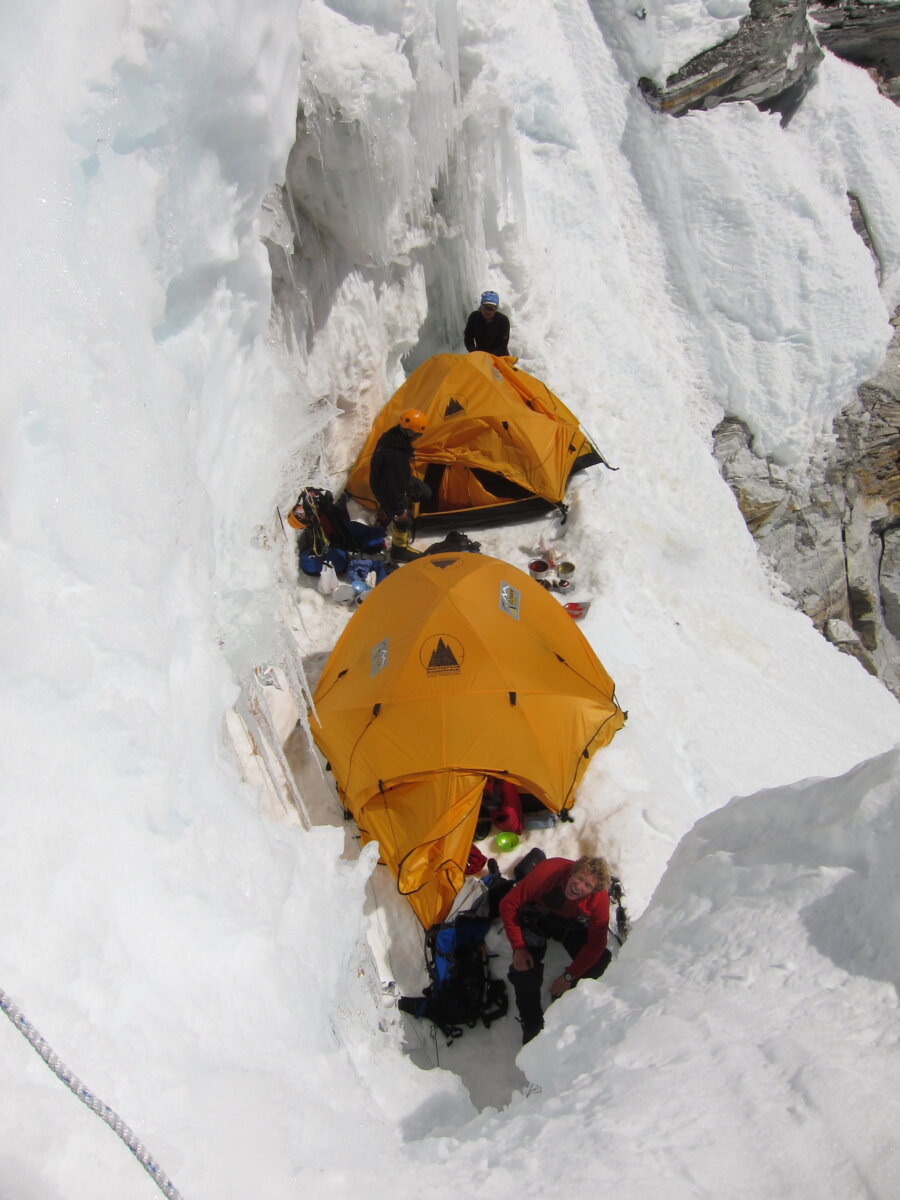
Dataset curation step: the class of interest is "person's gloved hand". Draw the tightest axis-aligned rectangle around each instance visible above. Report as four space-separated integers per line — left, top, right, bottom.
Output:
512 947 533 972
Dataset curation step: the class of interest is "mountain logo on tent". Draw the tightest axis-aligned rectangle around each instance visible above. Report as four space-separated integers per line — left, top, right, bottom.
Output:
420 634 464 675
370 638 389 676
443 397 464 417
499 583 521 620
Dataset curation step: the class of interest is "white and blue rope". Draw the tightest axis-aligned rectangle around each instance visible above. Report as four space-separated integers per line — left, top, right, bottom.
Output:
0 987 185 1200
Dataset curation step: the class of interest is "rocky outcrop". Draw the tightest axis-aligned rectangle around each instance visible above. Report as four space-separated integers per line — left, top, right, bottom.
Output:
639 1 823 120
714 319 900 697
657 1 900 696
811 2 900 100
638 1 900 122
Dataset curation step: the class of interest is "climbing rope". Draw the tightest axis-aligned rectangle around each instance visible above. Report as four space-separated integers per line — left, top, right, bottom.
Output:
797 504 835 617
0 987 185 1200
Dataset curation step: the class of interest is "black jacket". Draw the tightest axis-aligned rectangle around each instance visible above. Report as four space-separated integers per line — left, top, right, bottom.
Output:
464 309 510 356
369 424 416 518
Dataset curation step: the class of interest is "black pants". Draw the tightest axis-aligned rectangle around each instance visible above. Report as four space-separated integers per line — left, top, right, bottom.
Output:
508 913 610 1043
376 479 433 525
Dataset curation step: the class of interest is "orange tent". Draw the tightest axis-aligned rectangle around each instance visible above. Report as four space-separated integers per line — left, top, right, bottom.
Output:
309 552 625 927
345 352 600 525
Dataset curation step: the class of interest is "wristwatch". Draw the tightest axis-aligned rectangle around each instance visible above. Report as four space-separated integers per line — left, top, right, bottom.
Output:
563 971 576 983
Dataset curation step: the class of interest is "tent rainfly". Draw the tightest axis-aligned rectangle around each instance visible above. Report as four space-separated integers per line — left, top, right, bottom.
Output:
309 552 625 927
346 352 602 526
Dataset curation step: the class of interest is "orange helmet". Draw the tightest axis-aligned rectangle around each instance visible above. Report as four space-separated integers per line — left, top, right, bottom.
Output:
287 497 307 530
400 408 427 435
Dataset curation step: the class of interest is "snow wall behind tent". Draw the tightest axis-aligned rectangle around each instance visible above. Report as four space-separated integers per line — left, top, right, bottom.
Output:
309 552 625 927
346 352 601 527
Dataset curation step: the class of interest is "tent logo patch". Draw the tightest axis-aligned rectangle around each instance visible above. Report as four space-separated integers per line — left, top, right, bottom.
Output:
443 397 464 417
370 638 389 676
421 634 464 675
499 582 521 620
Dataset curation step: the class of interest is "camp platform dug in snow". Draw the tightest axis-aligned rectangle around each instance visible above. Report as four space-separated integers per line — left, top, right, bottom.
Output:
346 352 601 527
309 552 625 927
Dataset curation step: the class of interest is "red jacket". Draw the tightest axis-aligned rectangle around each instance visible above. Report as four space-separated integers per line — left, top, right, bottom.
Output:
500 857 609 980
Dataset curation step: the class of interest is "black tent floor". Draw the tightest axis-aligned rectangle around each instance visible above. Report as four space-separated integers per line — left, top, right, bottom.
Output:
414 496 558 530
413 455 603 530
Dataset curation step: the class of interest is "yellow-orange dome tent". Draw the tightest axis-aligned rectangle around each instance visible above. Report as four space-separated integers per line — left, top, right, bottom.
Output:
346 352 601 526
309 552 625 927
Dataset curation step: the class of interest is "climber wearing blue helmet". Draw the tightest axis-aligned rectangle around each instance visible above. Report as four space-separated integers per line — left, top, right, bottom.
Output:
464 289 511 356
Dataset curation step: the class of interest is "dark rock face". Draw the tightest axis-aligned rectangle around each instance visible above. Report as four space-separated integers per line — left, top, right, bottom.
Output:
713 319 900 697
811 2 900 87
639 1 823 120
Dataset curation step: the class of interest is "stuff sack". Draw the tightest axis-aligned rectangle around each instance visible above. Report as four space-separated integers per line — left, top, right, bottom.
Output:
480 777 523 835
348 522 387 554
465 845 488 876
300 546 349 578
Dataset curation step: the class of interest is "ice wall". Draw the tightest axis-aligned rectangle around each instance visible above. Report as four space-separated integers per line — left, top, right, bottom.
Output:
275 1 900 482
269 0 530 485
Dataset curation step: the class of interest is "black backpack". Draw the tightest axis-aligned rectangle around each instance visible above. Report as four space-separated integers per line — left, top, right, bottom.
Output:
291 487 353 556
422 530 482 555
399 896 509 1042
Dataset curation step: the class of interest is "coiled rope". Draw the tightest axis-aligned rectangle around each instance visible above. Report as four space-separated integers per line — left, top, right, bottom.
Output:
0 986 185 1200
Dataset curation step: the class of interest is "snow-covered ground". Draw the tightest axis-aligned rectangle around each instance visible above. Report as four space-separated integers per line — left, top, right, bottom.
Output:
2 2 899 1197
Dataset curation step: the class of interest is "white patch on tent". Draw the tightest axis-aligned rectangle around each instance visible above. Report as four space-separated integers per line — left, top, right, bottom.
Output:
500 582 522 620
370 638 389 676
421 634 464 674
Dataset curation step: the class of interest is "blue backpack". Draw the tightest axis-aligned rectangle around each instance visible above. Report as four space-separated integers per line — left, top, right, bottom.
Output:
399 891 510 1041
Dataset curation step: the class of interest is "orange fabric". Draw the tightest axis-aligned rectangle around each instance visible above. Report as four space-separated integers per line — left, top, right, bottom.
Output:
310 553 625 926
346 352 596 519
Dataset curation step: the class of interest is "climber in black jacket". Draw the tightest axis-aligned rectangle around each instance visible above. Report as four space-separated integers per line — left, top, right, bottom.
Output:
464 290 510 356
369 408 431 559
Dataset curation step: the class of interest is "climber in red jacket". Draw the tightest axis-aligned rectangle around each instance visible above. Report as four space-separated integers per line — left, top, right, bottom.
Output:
500 854 612 1043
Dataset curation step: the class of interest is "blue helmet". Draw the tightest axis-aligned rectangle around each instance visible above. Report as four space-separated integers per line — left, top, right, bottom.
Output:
480 291 500 307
